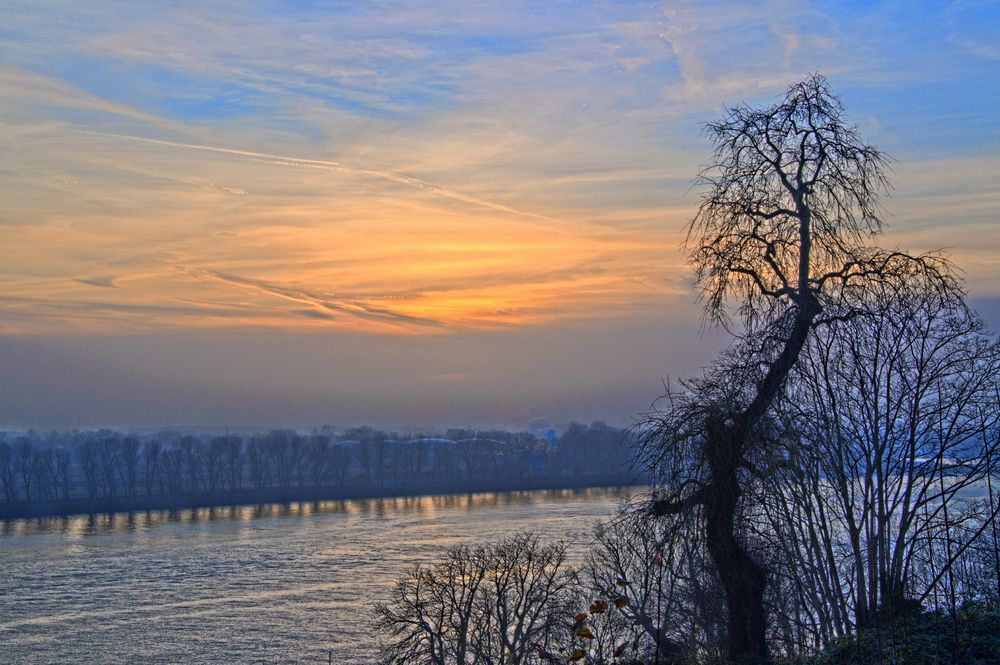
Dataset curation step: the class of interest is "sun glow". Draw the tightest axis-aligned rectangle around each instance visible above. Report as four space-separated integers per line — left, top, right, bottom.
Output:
0 122 682 335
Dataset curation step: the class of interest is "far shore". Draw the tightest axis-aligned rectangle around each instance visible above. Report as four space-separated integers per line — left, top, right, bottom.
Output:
0 475 645 521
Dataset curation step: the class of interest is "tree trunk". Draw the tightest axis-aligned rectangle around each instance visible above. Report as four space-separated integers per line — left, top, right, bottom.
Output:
705 419 769 663
710 297 821 662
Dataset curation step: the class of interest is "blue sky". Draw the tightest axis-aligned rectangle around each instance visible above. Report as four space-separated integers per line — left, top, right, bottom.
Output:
0 1 997 429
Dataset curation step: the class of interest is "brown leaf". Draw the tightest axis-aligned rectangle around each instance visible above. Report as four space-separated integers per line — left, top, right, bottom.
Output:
613 642 628 658
613 595 629 609
569 647 586 662
589 600 609 614
576 626 596 640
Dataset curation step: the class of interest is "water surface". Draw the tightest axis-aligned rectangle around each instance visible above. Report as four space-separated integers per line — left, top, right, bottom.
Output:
0 487 635 664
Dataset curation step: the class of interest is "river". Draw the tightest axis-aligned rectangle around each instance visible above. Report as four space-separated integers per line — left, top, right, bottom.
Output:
0 486 636 664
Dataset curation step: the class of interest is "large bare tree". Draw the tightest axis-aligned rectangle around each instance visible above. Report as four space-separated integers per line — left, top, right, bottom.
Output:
642 74 953 662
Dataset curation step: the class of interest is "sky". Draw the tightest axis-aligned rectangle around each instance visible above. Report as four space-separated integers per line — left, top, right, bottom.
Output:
1 1 998 431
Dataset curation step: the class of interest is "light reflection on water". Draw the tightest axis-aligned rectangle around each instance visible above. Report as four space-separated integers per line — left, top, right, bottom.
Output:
0 486 639 664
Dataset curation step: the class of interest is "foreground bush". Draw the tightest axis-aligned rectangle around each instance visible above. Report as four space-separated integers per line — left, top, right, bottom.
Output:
788 602 1000 665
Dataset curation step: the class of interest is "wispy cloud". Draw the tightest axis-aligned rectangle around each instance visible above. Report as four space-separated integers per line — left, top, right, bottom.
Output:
77 130 569 226
191 268 444 329
74 276 118 288
0 0 997 340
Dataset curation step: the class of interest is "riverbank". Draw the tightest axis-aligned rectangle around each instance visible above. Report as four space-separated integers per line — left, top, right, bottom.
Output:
0 474 645 520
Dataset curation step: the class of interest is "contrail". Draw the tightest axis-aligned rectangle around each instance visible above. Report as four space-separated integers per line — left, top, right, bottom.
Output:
184 267 443 329
75 130 564 225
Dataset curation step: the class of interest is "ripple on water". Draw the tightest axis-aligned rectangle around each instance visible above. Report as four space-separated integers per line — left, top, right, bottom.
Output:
0 486 639 664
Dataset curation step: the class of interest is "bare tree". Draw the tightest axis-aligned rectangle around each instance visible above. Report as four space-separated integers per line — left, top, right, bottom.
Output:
14 439 37 501
178 436 204 492
160 446 185 495
221 436 244 490
761 282 1000 642
328 441 352 486
206 437 227 492
306 435 332 487
143 439 162 495
642 74 953 661
121 437 140 497
246 437 270 489
77 438 100 499
36 447 60 500
581 511 718 661
0 441 15 501
374 533 572 665
96 434 122 497
358 437 391 489
473 534 573 664
53 447 72 499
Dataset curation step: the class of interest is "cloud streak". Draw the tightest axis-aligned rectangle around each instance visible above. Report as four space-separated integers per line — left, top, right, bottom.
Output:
75 276 118 288
76 130 568 226
190 268 444 329
0 0 996 341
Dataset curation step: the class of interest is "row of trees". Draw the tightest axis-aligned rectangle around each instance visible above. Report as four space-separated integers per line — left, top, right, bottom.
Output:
0 441 72 502
0 421 636 504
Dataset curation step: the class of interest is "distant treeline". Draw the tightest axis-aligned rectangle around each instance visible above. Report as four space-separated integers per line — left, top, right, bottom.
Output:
0 422 640 513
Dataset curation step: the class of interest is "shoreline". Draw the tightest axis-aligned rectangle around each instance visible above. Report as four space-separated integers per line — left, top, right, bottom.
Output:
0 475 645 521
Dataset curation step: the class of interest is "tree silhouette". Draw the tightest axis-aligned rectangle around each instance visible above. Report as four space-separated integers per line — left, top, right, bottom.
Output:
642 74 955 662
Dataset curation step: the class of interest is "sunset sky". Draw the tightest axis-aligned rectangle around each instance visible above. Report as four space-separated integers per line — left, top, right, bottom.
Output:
1 1 998 430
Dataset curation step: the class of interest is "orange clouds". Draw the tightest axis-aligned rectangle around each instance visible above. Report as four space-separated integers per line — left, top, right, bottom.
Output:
0 125 683 335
